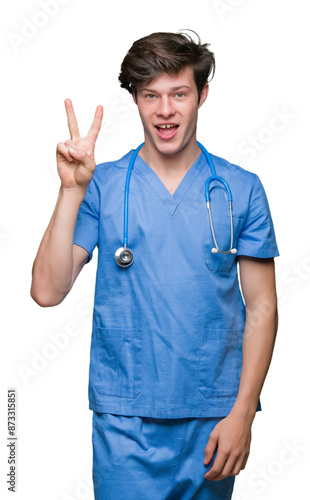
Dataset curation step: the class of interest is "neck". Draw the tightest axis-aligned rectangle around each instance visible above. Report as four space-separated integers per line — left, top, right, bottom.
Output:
139 135 202 177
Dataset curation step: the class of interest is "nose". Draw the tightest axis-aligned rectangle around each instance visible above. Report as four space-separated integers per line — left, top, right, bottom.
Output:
156 96 175 118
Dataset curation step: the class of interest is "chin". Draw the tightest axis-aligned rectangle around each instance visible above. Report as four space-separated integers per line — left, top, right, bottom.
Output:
152 140 185 156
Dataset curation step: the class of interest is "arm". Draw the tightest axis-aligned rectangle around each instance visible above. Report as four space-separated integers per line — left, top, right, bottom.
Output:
30 99 103 307
30 188 91 307
231 256 278 419
203 256 278 481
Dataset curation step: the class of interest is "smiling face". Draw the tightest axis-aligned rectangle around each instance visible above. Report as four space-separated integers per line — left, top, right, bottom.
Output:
134 66 209 158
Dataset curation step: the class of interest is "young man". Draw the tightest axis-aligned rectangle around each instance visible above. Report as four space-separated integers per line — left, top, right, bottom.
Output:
31 32 279 500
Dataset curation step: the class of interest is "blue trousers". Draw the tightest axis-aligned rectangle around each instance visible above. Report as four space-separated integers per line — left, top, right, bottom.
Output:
92 412 235 499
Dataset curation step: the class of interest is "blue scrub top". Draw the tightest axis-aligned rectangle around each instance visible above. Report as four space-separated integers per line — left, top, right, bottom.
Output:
73 148 280 418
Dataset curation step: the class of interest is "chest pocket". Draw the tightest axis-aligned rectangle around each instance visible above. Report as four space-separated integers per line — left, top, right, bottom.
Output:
204 186 244 273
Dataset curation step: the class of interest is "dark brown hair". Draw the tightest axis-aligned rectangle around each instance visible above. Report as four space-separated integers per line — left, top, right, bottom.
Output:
118 31 215 102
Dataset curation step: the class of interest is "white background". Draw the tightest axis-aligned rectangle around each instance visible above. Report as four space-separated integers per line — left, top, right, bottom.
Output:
1 0 309 499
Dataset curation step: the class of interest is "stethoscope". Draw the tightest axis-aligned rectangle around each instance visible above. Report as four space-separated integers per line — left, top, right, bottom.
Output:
115 141 237 267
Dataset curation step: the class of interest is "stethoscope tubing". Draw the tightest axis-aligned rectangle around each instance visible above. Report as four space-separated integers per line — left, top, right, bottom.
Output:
123 142 144 246
197 142 233 203
115 141 236 267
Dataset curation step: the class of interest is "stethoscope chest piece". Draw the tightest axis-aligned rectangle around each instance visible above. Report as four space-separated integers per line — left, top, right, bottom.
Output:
115 245 134 267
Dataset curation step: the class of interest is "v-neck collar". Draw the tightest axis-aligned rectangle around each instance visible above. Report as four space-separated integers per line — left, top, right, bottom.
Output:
133 152 205 215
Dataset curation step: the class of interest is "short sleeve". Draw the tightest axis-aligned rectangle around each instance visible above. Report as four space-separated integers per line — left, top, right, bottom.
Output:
73 177 99 263
237 175 279 258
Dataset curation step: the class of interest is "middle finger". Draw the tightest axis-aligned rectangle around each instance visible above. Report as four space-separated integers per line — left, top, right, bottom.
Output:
87 105 103 142
204 453 228 480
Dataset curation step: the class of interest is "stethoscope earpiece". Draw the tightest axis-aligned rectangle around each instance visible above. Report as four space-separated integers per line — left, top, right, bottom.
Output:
212 248 237 254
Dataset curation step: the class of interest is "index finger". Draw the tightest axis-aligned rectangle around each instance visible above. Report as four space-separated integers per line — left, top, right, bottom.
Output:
64 98 80 140
87 105 104 142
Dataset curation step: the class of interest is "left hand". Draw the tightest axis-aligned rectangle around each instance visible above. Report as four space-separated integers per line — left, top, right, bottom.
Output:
203 410 252 481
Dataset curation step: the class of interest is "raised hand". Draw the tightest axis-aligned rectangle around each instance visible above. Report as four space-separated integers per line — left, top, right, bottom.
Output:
56 99 103 191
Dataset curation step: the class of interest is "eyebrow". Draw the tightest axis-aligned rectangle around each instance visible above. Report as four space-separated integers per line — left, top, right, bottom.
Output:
139 85 192 93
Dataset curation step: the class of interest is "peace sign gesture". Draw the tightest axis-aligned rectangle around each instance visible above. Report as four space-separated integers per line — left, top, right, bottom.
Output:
56 99 103 191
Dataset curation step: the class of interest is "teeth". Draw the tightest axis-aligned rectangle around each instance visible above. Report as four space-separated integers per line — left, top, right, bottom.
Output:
158 124 176 129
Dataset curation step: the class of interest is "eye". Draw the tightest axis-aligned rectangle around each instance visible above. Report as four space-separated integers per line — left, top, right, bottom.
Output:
175 92 185 98
146 94 156 99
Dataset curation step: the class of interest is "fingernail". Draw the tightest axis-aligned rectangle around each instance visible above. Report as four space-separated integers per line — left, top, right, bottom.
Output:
203 458 208 464
69 148 77 154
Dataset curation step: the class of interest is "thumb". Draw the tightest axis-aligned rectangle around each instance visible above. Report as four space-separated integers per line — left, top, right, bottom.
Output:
204 432 218 464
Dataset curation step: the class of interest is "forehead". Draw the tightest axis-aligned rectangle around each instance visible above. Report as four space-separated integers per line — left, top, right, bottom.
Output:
138 66 196 92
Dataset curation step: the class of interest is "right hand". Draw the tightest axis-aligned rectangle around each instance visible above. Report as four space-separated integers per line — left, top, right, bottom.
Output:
56 99 103 191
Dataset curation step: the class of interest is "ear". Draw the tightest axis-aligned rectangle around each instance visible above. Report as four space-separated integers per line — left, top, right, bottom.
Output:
198 83 209 109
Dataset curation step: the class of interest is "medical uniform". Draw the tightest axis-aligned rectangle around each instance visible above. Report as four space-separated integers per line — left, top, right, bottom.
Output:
73 148 279 499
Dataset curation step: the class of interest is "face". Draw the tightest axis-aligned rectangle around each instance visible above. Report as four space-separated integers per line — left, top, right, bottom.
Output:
134 66 209 157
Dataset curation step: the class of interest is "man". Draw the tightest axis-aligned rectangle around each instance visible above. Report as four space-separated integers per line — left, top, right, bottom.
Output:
31 31 279 500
